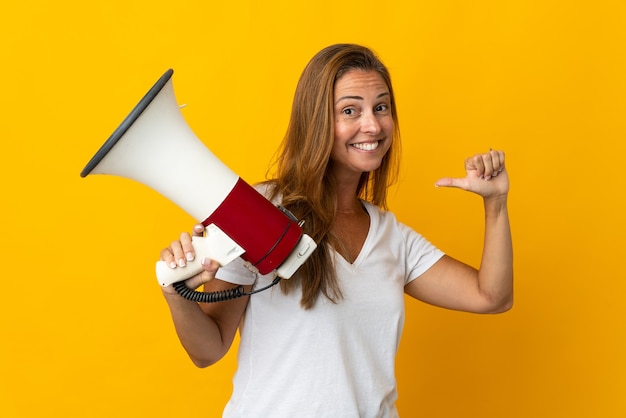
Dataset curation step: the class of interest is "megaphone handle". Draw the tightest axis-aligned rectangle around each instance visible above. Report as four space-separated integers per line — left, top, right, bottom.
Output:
155 231 245 287
156 258 204 287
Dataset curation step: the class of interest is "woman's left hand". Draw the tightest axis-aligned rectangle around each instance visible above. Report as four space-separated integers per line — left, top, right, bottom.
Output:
435 149 509 199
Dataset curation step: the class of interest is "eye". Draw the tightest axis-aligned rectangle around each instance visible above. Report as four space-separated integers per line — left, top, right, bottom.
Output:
375 104 389 113
342 107 359 117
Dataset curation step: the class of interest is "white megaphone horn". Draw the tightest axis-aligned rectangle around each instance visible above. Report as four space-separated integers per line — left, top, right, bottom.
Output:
81 69 316 302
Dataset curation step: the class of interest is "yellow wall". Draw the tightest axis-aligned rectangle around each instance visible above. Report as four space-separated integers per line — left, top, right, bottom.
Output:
1 1 624 417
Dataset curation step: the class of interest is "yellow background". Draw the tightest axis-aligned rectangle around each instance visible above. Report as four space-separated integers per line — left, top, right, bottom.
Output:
1 1 624 417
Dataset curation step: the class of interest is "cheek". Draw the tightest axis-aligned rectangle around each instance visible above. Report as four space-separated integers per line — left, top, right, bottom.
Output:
383 117 395 135
331 125 351 160
381 119 395 150
334 120 362 147
333 120 350 141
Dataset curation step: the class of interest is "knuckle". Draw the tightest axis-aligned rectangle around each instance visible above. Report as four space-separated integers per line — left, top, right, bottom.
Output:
201 270 214 282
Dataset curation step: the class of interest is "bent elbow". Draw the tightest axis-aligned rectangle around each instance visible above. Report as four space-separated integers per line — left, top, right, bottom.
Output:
191 359 212 369
191 357 219 369
486 294 513 314
189 353 223 369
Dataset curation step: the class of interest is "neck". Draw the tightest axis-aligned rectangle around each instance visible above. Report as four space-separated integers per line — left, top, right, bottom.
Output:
331 168 363 212
335 184 364 213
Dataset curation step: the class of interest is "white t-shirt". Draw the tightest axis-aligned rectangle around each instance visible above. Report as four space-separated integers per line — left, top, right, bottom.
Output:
217 201 444 418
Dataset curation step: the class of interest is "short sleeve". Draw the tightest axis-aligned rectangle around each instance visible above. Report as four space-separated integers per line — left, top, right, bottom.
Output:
399 222 445 285
217 257 259 286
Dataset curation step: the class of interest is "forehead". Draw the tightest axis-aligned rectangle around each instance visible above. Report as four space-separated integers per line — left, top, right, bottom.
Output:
334 70 389 96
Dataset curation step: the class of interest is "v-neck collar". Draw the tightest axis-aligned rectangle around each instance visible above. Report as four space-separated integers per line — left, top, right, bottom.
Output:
335 201 377 269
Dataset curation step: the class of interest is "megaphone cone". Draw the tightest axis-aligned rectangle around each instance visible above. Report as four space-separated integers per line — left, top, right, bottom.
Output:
81 69 316 301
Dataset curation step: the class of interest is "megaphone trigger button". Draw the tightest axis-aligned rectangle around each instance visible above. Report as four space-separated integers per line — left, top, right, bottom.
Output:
298 243 311 257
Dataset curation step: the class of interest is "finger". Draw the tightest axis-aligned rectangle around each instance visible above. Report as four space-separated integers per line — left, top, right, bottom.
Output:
184 257 220 289
486 149 506 175
192 224 205 237
466 154 486 179
435 176 465 189
472 150 502 180
180 231 196 263
201 257 220 274
200 257 220 284
492 150 505 172
160 247 178 269
483 152 497 179
170 233 191 267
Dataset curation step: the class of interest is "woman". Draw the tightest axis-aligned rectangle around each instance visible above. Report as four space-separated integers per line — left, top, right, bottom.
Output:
160 44 513 417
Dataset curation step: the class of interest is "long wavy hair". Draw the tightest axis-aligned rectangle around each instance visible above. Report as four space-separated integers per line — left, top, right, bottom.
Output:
266 44 402 309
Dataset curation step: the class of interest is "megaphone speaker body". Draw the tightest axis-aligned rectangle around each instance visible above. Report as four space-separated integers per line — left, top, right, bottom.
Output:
81 69 316 287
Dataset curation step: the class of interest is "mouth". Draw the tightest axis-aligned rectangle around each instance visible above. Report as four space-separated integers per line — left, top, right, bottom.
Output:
350 141 381 151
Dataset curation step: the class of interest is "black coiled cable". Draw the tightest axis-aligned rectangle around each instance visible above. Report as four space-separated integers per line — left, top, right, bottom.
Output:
172 275 282 303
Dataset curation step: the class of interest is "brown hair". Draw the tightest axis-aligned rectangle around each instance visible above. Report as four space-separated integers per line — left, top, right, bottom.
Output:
266 44 401 309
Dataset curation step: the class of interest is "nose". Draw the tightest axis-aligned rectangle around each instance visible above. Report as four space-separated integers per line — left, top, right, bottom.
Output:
361 112 382 135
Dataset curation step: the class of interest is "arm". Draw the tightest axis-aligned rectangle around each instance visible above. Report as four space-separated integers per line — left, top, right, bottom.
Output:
160 224 250 367
405 150 513 314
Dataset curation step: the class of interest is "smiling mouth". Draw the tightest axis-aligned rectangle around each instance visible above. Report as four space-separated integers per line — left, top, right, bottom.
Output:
351 141 380 151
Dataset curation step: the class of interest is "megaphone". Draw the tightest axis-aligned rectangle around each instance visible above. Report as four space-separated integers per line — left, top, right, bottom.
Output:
81 69 316 301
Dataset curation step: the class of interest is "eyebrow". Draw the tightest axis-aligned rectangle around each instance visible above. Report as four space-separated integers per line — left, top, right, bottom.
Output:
335 92 390 104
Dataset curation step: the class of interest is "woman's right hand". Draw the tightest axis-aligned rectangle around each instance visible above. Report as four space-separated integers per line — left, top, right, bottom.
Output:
159 224 220 295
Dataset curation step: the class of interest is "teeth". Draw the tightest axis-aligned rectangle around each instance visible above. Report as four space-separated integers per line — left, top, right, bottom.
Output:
352 142 379 151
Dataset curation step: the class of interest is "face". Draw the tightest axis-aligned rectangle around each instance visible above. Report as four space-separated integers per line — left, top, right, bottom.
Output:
330 70 394 181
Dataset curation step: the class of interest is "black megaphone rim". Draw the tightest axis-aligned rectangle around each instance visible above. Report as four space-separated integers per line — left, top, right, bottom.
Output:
80 69 175 178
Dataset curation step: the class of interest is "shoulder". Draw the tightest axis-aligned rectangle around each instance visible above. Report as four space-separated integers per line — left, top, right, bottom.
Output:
362 201 445 280
254 181 280 203
362 201 412 238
